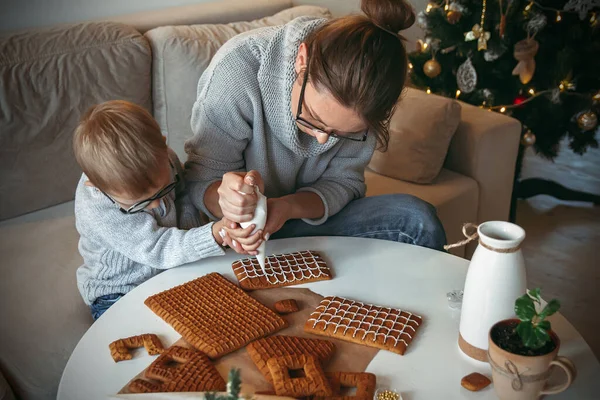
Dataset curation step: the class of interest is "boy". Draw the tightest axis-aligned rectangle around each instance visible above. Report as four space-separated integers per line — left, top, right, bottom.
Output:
73 100 261 319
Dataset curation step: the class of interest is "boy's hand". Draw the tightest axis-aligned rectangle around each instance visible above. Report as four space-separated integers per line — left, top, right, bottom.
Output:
217 171 265 223
220 219 263 256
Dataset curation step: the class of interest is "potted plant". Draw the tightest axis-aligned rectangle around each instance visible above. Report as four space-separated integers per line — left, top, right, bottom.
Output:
487 288 575 400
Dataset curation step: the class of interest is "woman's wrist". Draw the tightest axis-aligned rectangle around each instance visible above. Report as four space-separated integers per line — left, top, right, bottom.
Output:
279 192 324 220
204 181 224 219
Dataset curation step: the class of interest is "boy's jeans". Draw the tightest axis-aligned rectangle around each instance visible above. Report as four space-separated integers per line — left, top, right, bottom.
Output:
90 293 123 320
272 194 447 251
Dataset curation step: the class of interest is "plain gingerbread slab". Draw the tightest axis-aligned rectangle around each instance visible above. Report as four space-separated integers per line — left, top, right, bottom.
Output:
119 288 379 395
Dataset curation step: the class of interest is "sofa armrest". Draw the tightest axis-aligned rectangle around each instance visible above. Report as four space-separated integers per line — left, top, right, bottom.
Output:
444 102 521 224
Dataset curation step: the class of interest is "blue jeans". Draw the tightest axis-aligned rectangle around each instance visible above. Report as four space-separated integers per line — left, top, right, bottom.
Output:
271 194 446 251
90 293 123 320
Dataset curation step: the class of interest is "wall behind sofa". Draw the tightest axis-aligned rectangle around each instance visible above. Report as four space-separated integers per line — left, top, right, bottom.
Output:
1 0 424 43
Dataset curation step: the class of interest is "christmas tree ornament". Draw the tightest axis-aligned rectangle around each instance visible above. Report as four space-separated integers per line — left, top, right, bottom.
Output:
593 90 600 103
550 89 562 104
457 57 478 93
447 2 464 24
417 11 429 28
483 42 507 61
447 9 463 24
481 88 494 104
424 58 442 78
577 111 598 131
465 0 491 50
521 130 537 146
527 12 548 35
416 39 427 52
512 38 539 84
513 94 527 105
564 0 600 20
465 24 491 51
497 0 514 38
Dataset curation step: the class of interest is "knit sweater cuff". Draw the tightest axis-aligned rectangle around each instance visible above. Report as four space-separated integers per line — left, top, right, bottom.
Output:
296 187 330 226
192 222 226 258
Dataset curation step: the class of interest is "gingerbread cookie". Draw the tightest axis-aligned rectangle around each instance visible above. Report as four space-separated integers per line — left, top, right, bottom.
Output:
247 335 336 384
232 250 332 290
109 334 164 362
304 296 423 355
315 372 377 400
144 273 287 358
267 354 333 397
274 299 299 314
461 372 491 391
127 346 225 393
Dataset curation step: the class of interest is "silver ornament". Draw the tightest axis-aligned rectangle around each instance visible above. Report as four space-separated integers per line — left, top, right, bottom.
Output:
550 89 562 104
527 12 548 35
483 43 507 62
564 0 600 20
417 11 429 29
457 57 478 93
577 111 598 131
521 130 537 146
448 2 467 12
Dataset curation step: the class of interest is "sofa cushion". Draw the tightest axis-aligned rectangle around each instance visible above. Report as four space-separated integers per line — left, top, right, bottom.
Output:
365 168 478 257
0 22 152 220
368 88 462 184
144 5 331 160
0 202 90 400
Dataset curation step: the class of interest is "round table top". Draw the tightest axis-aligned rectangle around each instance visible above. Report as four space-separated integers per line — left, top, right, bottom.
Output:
58 237 600 399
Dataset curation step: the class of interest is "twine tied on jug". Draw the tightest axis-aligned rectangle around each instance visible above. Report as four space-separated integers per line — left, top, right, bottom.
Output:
488 352 552 391
444 223 522 253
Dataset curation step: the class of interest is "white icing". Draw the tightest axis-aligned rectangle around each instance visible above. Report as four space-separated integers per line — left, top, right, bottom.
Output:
233 250 328 285
307 296 421 348
239 186 267 271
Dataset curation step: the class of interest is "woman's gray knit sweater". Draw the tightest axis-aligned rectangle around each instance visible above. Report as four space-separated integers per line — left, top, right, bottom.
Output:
185 16 377 225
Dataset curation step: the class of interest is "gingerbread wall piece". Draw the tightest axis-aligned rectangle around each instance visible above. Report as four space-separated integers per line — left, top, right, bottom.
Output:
267 354 333 397
232 250 332 290
247 335 336 384
304 296 423 355
109 334 164 362
315 372 377 400
127 346 225 393
144 273 287 358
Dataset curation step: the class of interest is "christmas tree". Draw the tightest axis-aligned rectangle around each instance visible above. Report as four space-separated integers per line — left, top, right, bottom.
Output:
408 0 600 159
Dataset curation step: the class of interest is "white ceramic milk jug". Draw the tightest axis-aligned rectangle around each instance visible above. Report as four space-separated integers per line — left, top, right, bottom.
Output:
458 221 527 361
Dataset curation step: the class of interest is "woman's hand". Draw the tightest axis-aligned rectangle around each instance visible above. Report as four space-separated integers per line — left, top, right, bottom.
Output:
217 171 265 223
263 197 292 238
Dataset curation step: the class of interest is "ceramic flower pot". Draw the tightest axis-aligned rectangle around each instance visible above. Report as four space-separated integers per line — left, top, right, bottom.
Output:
488 319 575 400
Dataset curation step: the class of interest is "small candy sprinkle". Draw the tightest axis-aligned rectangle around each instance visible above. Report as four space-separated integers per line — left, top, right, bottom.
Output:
376 389 400 400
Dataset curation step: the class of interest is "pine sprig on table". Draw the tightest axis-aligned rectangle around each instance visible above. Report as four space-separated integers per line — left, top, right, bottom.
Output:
205 368 250 400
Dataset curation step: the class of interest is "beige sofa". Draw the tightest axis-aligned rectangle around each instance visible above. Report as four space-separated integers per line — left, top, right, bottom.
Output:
0 0 520 399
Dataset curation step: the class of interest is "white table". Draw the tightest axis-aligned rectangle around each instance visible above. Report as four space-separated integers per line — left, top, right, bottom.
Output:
58 237 600 399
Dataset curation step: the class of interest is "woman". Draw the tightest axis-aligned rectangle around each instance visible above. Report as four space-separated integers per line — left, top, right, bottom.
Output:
185 0 446 254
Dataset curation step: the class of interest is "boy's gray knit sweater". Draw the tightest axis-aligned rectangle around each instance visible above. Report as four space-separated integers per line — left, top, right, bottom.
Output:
186 16 377 225
75 150 224 305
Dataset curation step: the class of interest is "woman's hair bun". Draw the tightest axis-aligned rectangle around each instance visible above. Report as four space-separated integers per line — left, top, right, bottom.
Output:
361 0 416 33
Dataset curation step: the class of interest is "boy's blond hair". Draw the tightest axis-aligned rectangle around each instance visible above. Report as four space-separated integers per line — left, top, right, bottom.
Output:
73 100 168 198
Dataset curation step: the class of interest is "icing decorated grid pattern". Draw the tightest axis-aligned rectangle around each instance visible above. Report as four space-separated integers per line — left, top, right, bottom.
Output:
305 296 423 355
232 250 332 290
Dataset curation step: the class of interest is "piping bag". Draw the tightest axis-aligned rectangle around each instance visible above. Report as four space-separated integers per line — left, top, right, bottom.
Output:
239 185 268 273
